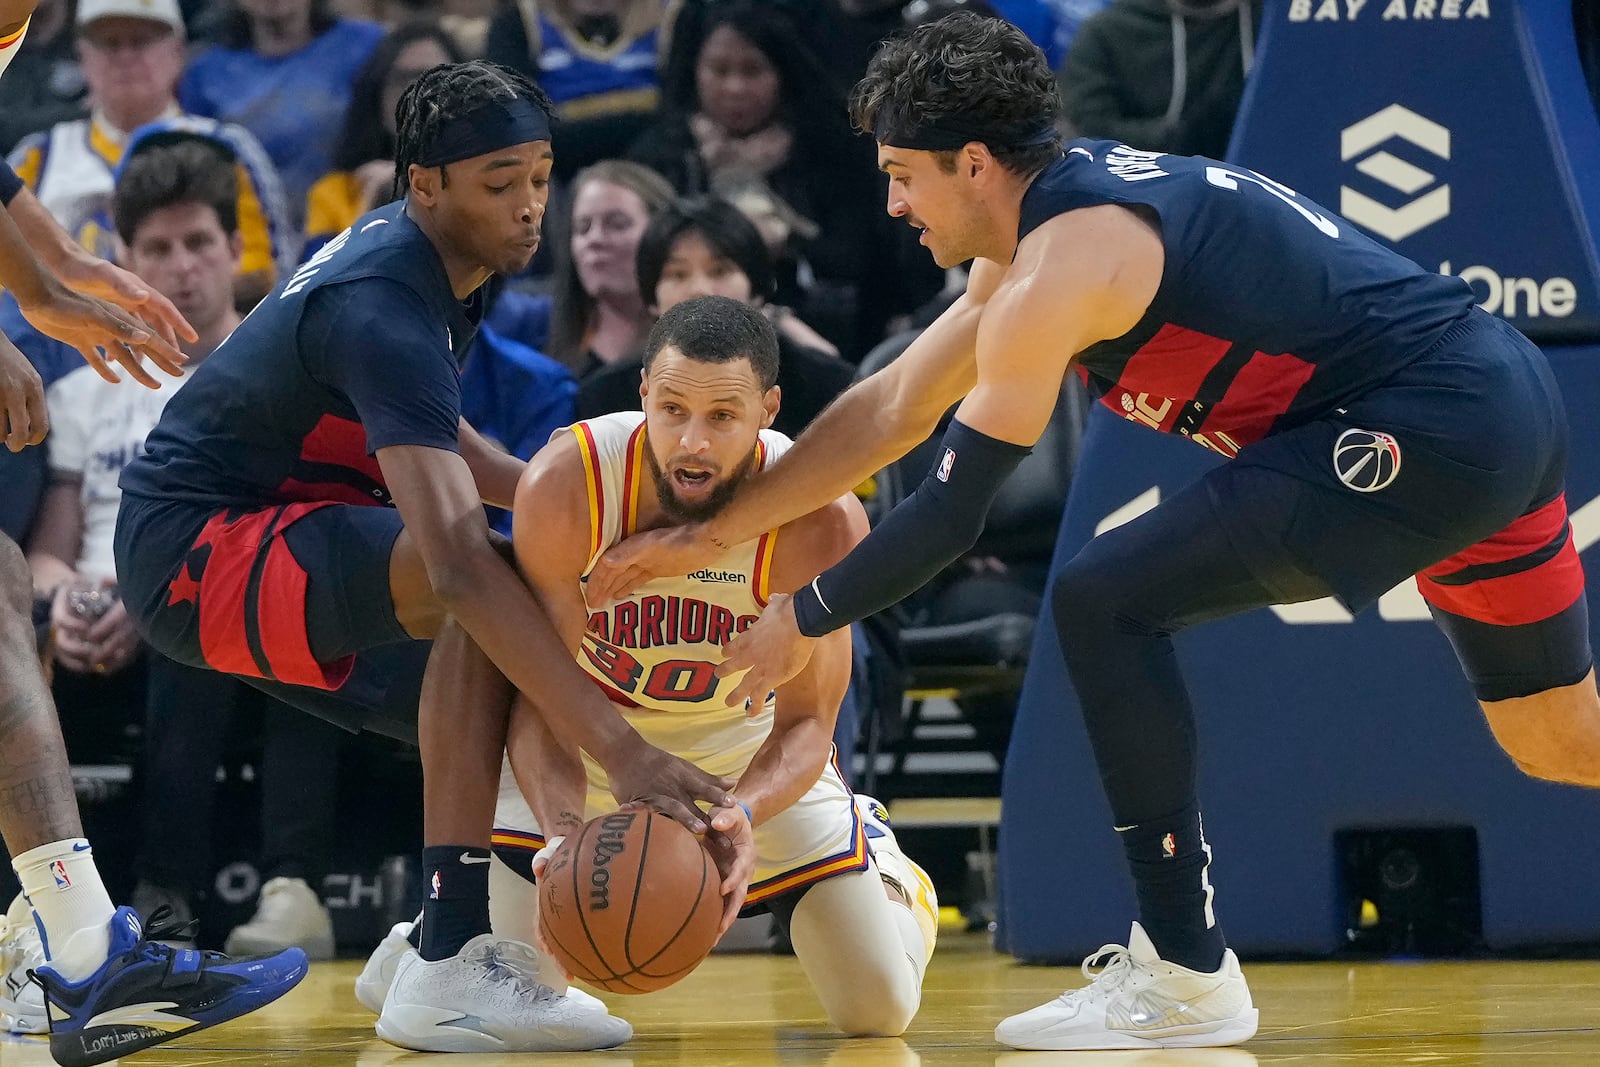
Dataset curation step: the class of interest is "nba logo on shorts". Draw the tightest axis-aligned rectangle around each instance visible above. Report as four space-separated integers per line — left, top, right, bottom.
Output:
1161 833 1176 858
49 860 71 889
1333 428 1401 493
937 448 956 482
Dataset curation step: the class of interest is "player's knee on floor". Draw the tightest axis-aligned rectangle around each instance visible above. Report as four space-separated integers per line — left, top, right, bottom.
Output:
0 531 31 619
785 872 923 1038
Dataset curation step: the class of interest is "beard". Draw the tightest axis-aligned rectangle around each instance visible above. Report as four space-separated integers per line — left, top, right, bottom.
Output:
645 444 756 524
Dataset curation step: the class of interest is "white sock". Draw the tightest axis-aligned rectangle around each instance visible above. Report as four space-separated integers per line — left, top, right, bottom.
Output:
13 839 116 981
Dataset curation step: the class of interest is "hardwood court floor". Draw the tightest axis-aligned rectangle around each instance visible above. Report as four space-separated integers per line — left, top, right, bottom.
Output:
3 932 1597 1066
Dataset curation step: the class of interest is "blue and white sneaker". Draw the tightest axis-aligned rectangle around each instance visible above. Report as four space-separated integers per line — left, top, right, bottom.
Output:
32 906 307 1067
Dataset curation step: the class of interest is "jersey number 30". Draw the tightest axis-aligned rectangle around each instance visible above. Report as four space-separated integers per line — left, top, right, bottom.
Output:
585 641 720 704
1205 165 1340 239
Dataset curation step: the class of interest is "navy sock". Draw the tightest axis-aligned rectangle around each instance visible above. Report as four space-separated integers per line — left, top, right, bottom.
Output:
418 846 491 961
1117 804 1226 972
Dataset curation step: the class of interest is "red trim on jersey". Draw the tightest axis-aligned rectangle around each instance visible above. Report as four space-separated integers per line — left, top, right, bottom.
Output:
1115 324 1233 400
298 414 385 485
1417 498 1587 626
1199 350 1316 447
752 531 775 608
276 478 379 506
621 422 645 536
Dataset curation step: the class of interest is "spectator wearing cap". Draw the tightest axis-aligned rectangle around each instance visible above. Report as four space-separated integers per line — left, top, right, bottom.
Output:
179 0 383 233
4 0 292 298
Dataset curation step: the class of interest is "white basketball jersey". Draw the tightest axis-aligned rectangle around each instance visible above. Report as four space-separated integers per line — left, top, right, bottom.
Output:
569 412 791 776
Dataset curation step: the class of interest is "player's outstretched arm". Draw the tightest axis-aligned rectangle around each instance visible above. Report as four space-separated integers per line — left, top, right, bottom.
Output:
584 264 1004 605
6 185 194 350
721 207 1162 695
0 197 187 388
378 441 734 834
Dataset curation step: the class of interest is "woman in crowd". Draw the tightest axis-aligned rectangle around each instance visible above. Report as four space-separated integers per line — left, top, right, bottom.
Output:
578 195 853 436
627 1 881 356
302 20 462 257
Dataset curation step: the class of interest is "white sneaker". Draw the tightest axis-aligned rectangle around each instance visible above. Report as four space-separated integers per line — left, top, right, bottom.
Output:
855 794 939 960
356 914 610 1016
225 876 335 960
994 922 1258 1050
0 895 45 1034
375 935 632 1052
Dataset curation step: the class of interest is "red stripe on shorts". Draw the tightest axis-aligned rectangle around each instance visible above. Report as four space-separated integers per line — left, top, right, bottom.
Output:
190 502 354 689
1423 494 1571 574
1416 498 1587 626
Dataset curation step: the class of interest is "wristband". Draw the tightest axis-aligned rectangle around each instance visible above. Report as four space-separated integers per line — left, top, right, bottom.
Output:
735 799 752 823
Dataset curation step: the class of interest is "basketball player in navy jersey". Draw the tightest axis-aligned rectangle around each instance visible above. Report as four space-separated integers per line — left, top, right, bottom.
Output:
0 57 313 1063
112 61 749 1053
588 12 1600 1051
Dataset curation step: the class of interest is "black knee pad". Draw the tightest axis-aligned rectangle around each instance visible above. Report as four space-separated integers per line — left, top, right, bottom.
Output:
1431 595 1595 702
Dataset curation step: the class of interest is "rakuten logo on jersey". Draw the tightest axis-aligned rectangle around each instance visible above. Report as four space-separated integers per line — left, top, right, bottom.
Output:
1339 104 1450 242
1439 262 1578 319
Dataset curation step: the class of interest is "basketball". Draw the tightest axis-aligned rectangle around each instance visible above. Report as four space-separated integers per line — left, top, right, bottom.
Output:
537 808 723 994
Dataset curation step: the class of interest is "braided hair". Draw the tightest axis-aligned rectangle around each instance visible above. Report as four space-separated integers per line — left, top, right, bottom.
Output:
391 60 556 199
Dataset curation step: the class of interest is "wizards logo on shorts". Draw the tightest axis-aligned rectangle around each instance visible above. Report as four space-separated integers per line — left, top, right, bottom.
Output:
1333 428 1401 493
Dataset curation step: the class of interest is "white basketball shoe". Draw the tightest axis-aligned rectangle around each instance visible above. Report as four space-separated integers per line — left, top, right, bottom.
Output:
375 935 632 1052
357 916 609 1016
854 794 938 961
0 894 45 1034
995 922 1258 1050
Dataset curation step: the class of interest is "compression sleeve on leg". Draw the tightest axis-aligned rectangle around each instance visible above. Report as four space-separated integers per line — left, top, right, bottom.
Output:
791 417 1031 638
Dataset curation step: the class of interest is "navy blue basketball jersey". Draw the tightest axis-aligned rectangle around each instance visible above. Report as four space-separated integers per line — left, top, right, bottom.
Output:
1020 141 1478 456
121 202 483 509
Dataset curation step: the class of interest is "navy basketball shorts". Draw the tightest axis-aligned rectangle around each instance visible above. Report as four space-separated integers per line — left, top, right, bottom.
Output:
114 494 430 742
1210 313 1591 702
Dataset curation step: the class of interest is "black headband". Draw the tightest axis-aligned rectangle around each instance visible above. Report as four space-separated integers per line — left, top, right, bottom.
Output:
874 111 1057 153
415 96 552 168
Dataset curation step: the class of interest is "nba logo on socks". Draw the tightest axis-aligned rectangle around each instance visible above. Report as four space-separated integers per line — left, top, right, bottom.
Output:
49 861 71 889
429 870 441 899
1161 833 1176 858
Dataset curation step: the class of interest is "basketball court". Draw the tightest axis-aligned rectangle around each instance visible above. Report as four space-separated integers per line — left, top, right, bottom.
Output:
1 930 1593 1065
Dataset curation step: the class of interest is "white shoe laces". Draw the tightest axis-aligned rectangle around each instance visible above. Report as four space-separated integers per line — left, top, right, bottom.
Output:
1058 941 1137 1005
467 940 555 999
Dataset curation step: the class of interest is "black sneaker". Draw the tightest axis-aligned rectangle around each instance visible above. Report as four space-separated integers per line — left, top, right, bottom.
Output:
32 905 307 1067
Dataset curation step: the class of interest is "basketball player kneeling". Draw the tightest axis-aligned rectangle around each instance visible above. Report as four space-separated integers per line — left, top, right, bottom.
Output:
358 295 939 1037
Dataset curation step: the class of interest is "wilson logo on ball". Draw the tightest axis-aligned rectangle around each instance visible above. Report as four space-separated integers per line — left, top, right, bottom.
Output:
1333 428 1402 493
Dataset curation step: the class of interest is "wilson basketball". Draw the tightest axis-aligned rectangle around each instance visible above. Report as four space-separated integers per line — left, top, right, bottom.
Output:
537 809 722 994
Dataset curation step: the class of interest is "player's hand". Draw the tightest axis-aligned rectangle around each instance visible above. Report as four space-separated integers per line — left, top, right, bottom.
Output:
84 597 139 675
586 523 720 605
0 332 47 451
702 801 755 935
18 279 186 389
606 737 735 836
717 593 816 707
53 249 197 352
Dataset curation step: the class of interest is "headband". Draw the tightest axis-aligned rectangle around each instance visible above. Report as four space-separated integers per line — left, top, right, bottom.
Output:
874 111 1058 153
415 96 552 168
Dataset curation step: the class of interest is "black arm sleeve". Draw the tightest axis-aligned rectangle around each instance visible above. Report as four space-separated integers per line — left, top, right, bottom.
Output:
790 418 1032 638
0 159 22 206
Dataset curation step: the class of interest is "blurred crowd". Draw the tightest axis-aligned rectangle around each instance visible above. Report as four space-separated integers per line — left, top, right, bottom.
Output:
0 0 1262 954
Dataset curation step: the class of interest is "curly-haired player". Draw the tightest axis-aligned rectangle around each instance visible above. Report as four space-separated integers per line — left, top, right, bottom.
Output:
588 12 1600 1051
